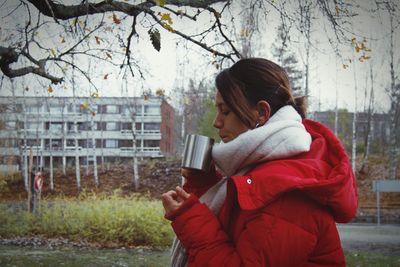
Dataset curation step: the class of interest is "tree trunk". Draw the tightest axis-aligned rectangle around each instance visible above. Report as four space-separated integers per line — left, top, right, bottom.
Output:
388 7 398 180
360 63 374 173
351 57 358 172
91 112 99 186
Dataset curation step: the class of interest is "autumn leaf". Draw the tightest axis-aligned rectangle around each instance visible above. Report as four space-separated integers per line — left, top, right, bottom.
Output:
95 36 102 44
160 13 173 25
80 102 90 110
148 28 161 51
48 85 54 93
50 48 56 56
163 23 175 33
156 0 166 6
60 37 65 43
240 29 250 38
113 13 121 24
106 52 112 59
104 73 109 80
342 64 348 69
335 5 340 15
156 89 165 96
91 111 96 116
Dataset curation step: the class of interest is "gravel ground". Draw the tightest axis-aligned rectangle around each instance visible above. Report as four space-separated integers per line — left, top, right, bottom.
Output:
1 223 399 257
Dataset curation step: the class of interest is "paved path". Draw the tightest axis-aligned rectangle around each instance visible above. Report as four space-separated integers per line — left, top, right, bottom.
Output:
337 223 400 256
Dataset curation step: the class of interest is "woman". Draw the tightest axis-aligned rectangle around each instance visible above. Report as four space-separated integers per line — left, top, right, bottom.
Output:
162 58 358 266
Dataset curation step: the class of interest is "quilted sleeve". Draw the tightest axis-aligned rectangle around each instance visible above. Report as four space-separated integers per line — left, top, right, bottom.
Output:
171 203 319 266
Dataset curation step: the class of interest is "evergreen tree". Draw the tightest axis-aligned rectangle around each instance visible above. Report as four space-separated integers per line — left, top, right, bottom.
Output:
271 24 303 94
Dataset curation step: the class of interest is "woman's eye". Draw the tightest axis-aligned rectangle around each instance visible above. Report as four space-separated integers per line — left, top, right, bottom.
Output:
222 110 230 115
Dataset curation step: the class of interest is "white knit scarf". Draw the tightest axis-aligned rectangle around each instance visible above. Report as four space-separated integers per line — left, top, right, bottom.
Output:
170 105 312 267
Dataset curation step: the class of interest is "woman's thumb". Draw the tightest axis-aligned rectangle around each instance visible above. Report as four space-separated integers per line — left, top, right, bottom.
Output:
175 186 190 200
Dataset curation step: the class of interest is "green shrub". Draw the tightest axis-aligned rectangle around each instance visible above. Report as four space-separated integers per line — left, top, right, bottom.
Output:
0 192 174 248
0 172 21 194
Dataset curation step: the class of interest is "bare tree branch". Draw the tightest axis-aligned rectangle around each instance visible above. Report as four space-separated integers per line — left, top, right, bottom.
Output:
1 0 232 84
0 46 63 83
25 0 225 19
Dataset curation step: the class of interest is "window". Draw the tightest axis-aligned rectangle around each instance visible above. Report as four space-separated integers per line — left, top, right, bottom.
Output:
105 139 118 148
26 122 41 130
26 105 41 113
66 139 76 147
106 105 119 114
26 139 40 147
144 140 160 147
5 121 16 129
144 105 160 115
78 139 93 148
48 122 63 132
67 103 80 113
48 105 63 113
106 122 119 131
144 123 160 131
1 138 16 147
67 122 76 132
119 140 133 147
45 139 62 149
15 104 23 112
121 123 132 130
121 106 136 115
78 122 90 131
97 105 107 114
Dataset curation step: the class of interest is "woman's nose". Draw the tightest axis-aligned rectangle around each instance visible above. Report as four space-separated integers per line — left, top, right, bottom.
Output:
213 114 223 129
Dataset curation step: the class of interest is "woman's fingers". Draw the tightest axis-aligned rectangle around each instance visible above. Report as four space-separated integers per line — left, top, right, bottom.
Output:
161 187 191 215
175 186 190 200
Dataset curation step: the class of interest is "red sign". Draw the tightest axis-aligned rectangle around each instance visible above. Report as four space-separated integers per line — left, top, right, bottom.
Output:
34 172 43 192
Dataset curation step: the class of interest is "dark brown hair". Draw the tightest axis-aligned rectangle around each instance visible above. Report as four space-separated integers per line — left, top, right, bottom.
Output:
215 58 306 128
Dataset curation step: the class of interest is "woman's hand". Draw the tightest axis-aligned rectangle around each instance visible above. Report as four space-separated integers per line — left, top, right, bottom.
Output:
161 186 190 215
181 163 216 181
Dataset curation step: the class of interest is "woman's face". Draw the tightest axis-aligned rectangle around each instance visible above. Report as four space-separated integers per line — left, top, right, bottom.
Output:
213 91 251 143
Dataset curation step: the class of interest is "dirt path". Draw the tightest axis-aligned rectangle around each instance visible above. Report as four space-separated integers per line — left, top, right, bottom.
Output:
338 223 400 256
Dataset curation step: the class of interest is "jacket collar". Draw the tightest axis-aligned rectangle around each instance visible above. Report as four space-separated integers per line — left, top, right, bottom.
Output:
230 119 358 223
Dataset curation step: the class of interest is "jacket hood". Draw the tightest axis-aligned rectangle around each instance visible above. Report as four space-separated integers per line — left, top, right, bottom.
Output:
230 119 358 223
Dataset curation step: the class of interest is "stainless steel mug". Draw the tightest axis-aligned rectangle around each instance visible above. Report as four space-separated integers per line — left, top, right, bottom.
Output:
182 134 214 172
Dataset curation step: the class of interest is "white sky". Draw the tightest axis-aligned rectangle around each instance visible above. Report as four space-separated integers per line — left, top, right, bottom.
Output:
0 0 398 113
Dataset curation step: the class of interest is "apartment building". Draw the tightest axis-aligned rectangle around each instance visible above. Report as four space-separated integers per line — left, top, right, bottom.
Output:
0 96 175 174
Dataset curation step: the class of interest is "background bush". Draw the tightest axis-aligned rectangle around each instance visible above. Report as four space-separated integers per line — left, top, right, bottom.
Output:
0 191 174 248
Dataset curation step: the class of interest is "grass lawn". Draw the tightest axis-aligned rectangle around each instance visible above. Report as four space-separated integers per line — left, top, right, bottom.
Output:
345 251 400 267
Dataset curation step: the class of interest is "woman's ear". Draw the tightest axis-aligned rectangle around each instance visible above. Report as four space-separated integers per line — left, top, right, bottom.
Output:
256 101 271 126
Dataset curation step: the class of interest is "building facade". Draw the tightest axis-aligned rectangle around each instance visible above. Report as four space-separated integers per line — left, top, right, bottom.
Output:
0 96 175 174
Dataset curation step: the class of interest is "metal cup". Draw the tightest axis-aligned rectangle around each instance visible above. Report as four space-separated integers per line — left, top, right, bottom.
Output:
182 134 214 172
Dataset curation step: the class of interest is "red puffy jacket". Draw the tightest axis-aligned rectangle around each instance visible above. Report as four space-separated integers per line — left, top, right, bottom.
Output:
166 119 358 266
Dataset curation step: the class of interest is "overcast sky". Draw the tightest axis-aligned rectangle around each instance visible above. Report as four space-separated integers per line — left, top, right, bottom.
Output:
0 0 398 113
